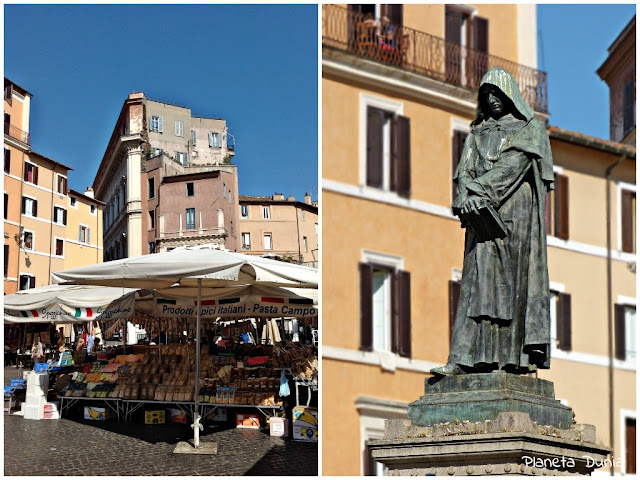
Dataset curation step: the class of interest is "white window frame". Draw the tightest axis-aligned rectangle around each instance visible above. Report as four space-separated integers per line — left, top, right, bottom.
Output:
175 120 184 137
22 195 37 217
176 152 188 166
22 229 34 252
24 161 38 185
241 205 248 219
262 206 271 220
69 196 78 209
617 180 636 253
315 223 319 235
191 130 197 146
78 224 90 244
149 115 163 133
263 233 272 250
19 273 35 290
54 237 65 258
90 204 97 216
185 208 196 230
242 232 251 250
55 173 68 195
209 131 221 148
359 93 403 191
53 206 67 225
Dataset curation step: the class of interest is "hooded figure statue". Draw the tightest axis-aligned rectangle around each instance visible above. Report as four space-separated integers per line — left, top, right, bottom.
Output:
432 67 554 376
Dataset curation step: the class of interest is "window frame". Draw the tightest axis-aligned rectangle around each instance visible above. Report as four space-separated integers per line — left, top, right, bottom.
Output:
22 195 37 217
262 205 271 220
4 148 10 174
53 206 67 226
186 182 195 197
54 237 65 257
263 233 272 250
191 130 197 146
618 181 636 254
149 115 163 133
55 173 68 195
241 232 251 250
22 229 34 252
23 161 39 185
241 205 248 219
149 209 155 230
185 208 196 230
175 120 184 137
78 224 90 244
19 273 35 291
209 131 221 148
69 196 78 209
90 204 97 216
148 177 155 199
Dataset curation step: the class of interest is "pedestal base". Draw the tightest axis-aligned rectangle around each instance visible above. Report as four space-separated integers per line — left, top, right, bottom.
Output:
370 412 610 476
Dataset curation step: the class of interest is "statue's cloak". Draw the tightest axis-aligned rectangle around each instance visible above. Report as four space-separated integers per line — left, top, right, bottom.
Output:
450 67 554 371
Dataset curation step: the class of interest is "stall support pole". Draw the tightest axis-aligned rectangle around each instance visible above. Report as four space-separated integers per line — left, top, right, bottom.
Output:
193 278 203 448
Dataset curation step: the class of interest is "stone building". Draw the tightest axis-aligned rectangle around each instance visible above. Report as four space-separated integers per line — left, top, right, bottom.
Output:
322 4 634 475
93 92 238 260
238 193 318 266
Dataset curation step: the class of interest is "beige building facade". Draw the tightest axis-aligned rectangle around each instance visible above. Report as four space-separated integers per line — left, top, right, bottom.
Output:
322 4 635 475
239 193 318 266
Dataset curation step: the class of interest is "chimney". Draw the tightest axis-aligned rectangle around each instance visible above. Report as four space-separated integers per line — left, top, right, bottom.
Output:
304 193 312 205
84 187 94 198
273 193 285 201
287 195 296 202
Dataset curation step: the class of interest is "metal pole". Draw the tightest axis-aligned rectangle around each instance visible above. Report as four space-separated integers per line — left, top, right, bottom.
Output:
606 155 625 476
193 278 203 448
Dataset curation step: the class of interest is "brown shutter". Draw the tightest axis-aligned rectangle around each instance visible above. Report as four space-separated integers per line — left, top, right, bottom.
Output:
4 148 9 173
614 304 626 360
33 165 39 186
626 418 637 474
387 4 403 28
29 276 35 289
360 263 374 351
445 7 463 84
449 280 461 342
557 293 572 351
393 115 411 197
390 270 399 354
555 174 569 240
397 270 411 358
21 196 26 214
452 131 467 202
367 107 384 189
470 16 489 88
32 200 37 218
621 189 634 253
63 209 67 226
23 165 28 182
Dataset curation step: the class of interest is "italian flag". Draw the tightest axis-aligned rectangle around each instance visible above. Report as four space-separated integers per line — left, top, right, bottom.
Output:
75 307 94 318
20 310 39 318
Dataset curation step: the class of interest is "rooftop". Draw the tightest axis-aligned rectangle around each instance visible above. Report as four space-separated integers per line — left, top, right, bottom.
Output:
28 150 74 171
548 125 636 158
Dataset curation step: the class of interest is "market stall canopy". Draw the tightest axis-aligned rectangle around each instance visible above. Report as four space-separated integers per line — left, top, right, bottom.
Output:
3 284 138 324
137 284 319 319
51 245 318 289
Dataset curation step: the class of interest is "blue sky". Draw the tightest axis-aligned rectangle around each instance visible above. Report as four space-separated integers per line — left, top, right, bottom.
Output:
538 4 636 138
4 4 318 202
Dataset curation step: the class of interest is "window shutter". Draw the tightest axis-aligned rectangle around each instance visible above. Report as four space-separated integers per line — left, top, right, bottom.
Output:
29 276 35 289
393 115 411 197
4 148 10 173
79 225 82 242
555 174 569 240
33 165 39 185
621 189 634 253
87 228 90 244
448 280 461 343
615 304 626 360
557 293 572 351
359 263 374 351
445 7 463 84
626 418 637 474
23 165 28 182
452 131 467 202
386 4 403 28
63 209 67 226
21 196 26 214
366 107 384 188
390 270 399 354
32 200 37 218
158 117 163 133
397 270 411 358
470 16 489 88
208 132 214 147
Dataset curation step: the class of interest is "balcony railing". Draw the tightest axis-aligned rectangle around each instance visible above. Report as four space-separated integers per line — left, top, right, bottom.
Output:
322 4 548 114
4 122 30 145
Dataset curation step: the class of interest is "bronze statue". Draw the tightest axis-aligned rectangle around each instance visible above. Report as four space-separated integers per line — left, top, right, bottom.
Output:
432 67 554 376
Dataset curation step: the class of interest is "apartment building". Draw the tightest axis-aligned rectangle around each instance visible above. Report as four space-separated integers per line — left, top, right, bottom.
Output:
94 92 239 260
65 188 104 269
322 4 634 475
239 193 318 266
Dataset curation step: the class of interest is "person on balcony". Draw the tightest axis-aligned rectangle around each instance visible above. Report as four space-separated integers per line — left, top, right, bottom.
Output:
380 16 397 49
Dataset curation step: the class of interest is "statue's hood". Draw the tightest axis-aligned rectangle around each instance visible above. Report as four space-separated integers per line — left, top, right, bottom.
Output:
476 67 535 123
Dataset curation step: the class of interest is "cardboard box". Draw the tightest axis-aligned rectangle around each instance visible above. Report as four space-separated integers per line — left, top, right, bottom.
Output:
84 406 109 421
270 417 289 437
44 410 60 420
293 425 318 442
145 410 165 424
236 413 260 429
292 406 318 427
167 408 186 424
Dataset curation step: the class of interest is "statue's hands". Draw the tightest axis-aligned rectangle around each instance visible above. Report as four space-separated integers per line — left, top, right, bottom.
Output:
461 196 484 216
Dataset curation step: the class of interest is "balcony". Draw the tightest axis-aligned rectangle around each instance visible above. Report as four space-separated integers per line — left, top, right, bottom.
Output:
4 122 30 145
322 4 548 114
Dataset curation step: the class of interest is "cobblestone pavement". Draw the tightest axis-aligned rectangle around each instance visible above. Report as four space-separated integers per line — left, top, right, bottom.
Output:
4 368 318 476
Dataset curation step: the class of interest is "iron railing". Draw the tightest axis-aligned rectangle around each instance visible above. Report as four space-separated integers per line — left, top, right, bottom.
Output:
322 4 548 114
4 122 30 145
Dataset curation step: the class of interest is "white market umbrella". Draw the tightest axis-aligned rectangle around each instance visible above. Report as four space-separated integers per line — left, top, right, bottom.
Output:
51 245 318 449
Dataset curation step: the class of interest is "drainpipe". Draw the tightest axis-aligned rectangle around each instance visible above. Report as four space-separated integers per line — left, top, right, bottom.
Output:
48 167 55 283
295 205 301 263
605 154 625 476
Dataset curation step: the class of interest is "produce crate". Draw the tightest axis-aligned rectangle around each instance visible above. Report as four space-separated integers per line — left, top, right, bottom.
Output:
167 408 186 424
236 413 260 429
145 410 165 424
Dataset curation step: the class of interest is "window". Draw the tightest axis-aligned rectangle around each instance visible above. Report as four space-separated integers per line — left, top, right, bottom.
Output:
23 162 38 185
55 239 64 257
21 196 37 217
70 196 77 208
186 208 196 230
451 130 469 202
19 274 35 291
90 204 96 215
550 291 572 351
241 205 248 219
301 210 306 221
209 132 221 148
229 190 232 204
546 172 569 240
22 231 34 251
4 83 12 104
223 183 226 198
176 152 188 166
4 148 9 174
53 206 67 225
148 177 155 199
445 6 488 88
624 79 635 135
359 260 411 357
4 245 8 277
149 210 155 229
621 187 636 254
4 193 7 220
315 223 318 235
79 225 90 244
149 115 163 133
186 182 194 197
175 120 184 137
365 106 411 196
230 220 233 235
303 236 308 253
615 304 636 361
242 232 251 250
149 242 155 254
56 175 68 195
263 233 272 250
191 130 197 146
262 206 270 219
625 417 636 474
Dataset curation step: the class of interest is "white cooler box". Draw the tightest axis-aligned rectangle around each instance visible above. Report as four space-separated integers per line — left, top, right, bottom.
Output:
26 372 49 397
24 403 44 420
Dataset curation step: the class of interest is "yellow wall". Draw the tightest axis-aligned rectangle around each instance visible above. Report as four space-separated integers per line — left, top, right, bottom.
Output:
64 194 103 269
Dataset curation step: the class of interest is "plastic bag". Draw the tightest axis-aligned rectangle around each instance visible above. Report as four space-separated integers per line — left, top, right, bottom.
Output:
279 370 290 397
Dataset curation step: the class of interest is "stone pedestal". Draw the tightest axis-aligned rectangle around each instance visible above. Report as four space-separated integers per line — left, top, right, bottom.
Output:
370 412 611 476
